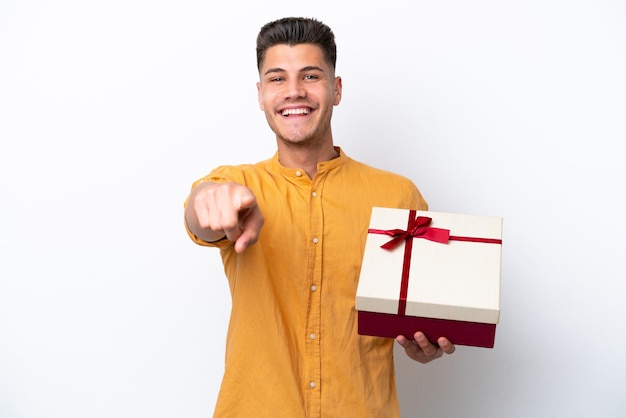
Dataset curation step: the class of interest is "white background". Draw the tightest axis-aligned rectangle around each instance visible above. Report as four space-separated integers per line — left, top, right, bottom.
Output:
1 1 625 417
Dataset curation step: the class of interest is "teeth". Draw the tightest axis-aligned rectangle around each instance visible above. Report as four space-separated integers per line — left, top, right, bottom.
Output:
282 108 310 116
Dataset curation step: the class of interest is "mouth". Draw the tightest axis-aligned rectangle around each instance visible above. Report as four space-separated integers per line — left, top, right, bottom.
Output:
280 107 312 117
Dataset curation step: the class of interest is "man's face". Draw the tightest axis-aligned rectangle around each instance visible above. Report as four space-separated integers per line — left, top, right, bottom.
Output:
257 43 342 147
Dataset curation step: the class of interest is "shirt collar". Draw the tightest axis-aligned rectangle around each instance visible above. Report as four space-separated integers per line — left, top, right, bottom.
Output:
270 147 346 178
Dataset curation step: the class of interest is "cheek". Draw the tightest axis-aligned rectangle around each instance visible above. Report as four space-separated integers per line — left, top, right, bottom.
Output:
258 90 276 112
259 95 272 112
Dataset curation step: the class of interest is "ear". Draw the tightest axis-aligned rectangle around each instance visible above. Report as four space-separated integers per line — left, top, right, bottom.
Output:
257 81 264 111
333 76 342 106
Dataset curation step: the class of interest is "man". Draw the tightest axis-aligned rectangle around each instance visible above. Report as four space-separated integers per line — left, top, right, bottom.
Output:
184 17 455 417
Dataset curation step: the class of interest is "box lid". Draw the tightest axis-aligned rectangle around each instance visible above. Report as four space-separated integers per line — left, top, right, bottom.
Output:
356 207 502 324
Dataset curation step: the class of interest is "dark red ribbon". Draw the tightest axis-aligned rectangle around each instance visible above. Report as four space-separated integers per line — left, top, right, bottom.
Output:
367 210 502 316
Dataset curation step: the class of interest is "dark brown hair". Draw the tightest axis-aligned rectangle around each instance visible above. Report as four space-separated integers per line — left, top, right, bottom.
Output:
256 17 337 72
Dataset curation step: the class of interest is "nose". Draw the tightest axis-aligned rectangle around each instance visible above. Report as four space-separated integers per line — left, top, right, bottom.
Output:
285 79 306 100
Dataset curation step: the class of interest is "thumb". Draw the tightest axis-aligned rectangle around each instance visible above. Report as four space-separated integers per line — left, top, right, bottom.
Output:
237 191 257 212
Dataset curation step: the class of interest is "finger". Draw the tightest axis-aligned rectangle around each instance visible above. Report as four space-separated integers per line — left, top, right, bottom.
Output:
395 335 413 349
220 209 244 243
396 335 424 360
437 337 456 354
235 214 263 253
414 332 439 357
236 191 257 211
223 189 257 244
193 183 239 232
234 207 264 253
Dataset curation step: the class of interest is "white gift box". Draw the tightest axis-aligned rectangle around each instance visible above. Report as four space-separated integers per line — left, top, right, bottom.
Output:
356 207 503 348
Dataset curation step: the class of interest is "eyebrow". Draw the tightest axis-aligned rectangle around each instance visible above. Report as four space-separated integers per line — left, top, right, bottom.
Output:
263 65 326 76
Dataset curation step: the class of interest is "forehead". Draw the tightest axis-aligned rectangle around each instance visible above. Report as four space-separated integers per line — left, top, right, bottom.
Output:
260 43 330 73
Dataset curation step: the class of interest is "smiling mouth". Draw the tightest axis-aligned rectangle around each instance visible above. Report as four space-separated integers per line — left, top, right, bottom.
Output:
281 108 311 116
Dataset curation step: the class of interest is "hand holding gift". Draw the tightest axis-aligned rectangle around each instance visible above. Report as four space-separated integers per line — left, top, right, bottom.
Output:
396 332 456 363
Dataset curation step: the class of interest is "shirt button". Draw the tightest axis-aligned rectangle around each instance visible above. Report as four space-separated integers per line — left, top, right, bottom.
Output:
312 237 319 244
295 170 302 177
310 381 317 388
311 191 317 197
309 333 316 340
311 285 317 292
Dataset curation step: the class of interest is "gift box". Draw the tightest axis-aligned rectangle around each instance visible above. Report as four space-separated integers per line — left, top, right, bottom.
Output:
356 207 503 348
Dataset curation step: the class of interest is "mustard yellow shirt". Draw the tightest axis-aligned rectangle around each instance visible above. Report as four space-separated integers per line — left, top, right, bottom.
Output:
186 148 428 418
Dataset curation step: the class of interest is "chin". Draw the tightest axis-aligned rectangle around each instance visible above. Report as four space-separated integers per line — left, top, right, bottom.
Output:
278 131 314 145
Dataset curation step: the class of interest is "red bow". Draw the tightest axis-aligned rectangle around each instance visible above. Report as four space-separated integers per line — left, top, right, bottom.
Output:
368 215 450 250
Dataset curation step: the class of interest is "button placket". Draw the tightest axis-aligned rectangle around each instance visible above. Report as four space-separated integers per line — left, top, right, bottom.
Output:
305 175 324 412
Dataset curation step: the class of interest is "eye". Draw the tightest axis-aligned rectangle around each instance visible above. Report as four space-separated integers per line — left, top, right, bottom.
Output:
303 74 319 80
270 76 284 82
